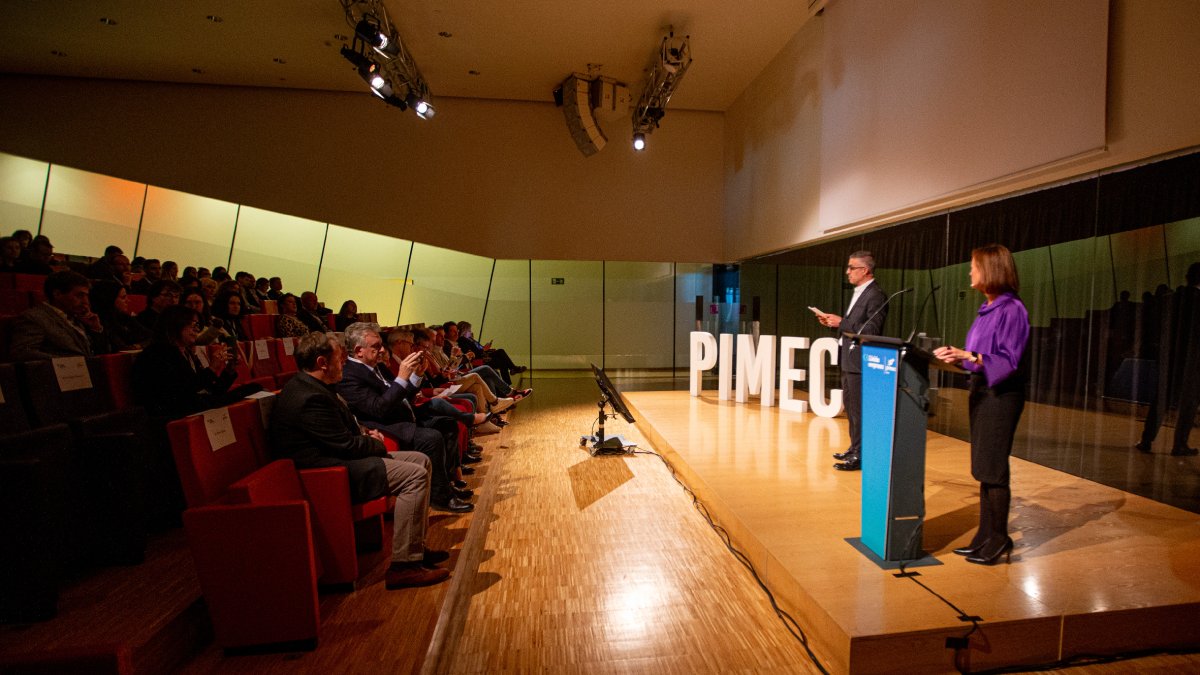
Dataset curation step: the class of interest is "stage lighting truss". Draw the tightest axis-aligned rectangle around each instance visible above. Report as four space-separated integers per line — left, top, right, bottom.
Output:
631 31 692 149
338 0 434 119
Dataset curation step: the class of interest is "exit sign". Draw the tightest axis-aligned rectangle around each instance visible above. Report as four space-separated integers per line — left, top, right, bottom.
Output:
551 277 565 285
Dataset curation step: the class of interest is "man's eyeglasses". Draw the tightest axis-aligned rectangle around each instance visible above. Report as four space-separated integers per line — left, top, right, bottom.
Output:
846 265 866 272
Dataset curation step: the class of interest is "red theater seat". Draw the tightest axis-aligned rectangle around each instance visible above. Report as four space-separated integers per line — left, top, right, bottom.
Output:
183 459 321 650
167 399 267 509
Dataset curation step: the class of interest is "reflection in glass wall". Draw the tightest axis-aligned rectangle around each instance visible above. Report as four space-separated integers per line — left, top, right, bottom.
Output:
318 225 412 325
674 263 713 370
398 243 493 329
484 260 532 368
137 186 237 270
229 207 327 294
604 262 674 370
530 260 603 370
0 154 49 233
748 153 1200 514
40 165 144 256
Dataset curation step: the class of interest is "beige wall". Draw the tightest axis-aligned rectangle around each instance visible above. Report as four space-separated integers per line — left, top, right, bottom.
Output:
724 0 1200 260
0 75 725 263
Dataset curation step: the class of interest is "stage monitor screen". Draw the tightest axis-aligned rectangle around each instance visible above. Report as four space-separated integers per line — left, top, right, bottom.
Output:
591 364 635 424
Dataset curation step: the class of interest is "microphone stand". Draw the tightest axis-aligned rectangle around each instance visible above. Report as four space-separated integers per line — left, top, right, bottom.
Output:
905 285 941 343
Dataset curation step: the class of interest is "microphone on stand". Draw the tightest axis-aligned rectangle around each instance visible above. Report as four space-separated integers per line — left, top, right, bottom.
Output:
851 287 913 342
905 285 941 343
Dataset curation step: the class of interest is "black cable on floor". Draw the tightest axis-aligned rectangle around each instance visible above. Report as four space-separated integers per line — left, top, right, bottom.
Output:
628 447 830 675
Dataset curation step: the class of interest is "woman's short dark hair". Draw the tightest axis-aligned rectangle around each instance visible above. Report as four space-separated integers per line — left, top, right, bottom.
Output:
338 300 357 316
89 280 124 317
153 305 199 344
972 243 1020 296
294 331 339 370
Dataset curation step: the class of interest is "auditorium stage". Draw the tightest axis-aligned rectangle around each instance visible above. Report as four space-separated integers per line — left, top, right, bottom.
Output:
623 390 1200 674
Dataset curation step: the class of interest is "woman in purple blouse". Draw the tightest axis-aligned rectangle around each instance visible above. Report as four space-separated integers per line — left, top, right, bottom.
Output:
934 244 1030 565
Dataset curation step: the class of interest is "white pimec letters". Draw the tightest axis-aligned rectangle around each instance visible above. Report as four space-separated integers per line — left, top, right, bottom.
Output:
736 334 776 406
689 331 843 419
778 336 810 413
689 331 718 396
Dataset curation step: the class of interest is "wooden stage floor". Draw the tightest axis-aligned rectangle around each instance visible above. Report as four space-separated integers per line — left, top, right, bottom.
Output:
624 390 1200 674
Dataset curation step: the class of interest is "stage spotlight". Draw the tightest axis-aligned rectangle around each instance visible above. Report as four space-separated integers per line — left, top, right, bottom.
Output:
633 133 646 151
414 100 436 119
355 17 386 48
340 45 371 69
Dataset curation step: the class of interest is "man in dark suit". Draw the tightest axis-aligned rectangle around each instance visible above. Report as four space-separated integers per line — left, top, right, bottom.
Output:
336 322 473 513
270 331 450 589
9 270 110 360
817 251 888 471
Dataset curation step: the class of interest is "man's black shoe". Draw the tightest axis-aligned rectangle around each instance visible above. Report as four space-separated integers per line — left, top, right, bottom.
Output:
468 442 484 452
1171 446 1199 456
833 451 853 461
460 466 476 475
462 453 483 464
452 479 469 489
431 497 474 513
452 486 474 499
834 457 861 471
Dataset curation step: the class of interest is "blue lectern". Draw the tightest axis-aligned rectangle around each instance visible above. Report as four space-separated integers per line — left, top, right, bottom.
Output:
850 335 956 561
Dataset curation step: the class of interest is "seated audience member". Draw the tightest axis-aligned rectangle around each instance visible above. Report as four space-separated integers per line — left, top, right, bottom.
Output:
270 331 450 588
90 280 151 351
180 266 198 286
211 266 230 282
211 288 248 345
454 320 525 383
106 254 133 287
267 276 283 300
161 260 178 281
9 271 110 360
433 325 531 400
181 289 224 346
131 305 261 420
11 229 32 251
14 238 56 275
137 280 183 330
296 291 329 332
198 277 218 304
302 291 332 316
196 267 211 280
130 258 161 294
85 245 124 281
275 293 310 338
407 329 515 415
234 271 261 313
335 300 359 332
254 277 271 303
336 322 472 513
0 236 21 271
130 256 146 274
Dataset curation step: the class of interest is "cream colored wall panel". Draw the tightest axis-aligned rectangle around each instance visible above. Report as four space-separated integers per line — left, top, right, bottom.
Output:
228 207 326 294
482 260 531 367
397 243 492 329
317 224 411 325
40 165 143 257
0 152 49 234
137 186 237 270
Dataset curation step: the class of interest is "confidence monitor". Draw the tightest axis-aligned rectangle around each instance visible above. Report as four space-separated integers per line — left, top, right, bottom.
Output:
580 364 637 455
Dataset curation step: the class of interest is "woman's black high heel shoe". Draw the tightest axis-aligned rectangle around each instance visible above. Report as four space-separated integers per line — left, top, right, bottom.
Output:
952 543 982 556
965 536 1013 565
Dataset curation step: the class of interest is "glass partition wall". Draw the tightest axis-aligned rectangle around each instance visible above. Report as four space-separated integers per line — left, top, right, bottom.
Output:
3 149 1197 513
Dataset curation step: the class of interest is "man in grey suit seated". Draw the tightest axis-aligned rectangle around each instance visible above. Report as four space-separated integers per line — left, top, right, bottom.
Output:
9 270 110 361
